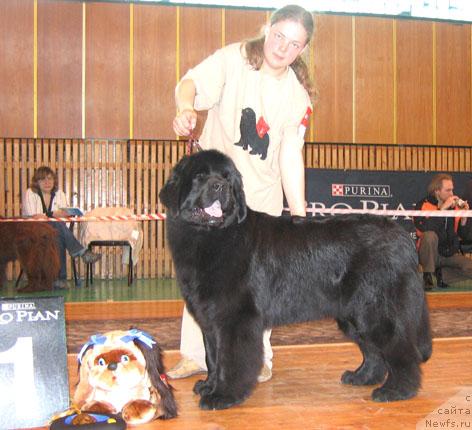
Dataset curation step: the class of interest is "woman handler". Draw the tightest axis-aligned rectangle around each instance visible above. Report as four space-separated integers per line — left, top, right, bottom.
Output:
169 4 314 382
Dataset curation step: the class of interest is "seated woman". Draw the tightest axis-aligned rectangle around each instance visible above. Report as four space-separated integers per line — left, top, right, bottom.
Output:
22 166 101 289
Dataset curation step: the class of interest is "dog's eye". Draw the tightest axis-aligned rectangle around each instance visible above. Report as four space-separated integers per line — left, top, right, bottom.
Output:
195 173 206 180
121 355 130 363
98 358 106 366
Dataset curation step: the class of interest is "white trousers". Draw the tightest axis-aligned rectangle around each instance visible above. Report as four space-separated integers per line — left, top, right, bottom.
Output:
180 305 273 370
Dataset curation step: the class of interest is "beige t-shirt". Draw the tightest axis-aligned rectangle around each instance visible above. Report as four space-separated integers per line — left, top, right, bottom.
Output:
183 43 312 216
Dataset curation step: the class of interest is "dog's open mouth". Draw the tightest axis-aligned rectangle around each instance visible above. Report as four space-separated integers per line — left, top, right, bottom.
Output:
192 200 224 225
204 200 222 218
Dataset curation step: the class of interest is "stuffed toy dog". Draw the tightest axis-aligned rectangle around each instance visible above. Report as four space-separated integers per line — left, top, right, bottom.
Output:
73 329 177 425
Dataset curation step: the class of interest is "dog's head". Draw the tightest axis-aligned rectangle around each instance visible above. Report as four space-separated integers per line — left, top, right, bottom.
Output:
159 150 247 228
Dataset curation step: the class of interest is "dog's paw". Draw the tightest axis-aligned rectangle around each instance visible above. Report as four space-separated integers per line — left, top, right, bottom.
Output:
371 385 416 402
193 379 211 396
341 368 386 386
199 393 243 410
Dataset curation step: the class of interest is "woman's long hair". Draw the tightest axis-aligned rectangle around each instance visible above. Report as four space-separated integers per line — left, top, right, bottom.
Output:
31 166 58 193
243 5 314 98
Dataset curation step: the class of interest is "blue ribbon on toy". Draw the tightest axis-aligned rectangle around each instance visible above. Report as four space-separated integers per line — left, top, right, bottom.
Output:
77 334 107 363
77 330 156 363
120 329 156 349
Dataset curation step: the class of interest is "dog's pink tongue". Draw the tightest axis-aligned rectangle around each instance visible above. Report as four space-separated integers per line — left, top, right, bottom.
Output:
204 200 222 218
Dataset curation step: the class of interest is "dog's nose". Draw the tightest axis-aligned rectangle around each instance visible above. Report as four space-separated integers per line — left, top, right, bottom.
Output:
108 362 118 371
212 182 223 192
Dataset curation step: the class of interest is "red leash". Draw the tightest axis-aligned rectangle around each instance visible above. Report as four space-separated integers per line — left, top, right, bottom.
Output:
186 131 202 155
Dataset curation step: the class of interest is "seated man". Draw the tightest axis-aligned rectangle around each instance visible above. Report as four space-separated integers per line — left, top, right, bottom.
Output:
414 173 472 290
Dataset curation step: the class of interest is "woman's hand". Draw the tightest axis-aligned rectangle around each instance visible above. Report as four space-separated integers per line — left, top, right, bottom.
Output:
173 108 197 136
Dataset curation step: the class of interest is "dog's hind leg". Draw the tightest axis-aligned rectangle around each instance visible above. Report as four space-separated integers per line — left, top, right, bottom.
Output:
368 321 422 402
337 318 386 386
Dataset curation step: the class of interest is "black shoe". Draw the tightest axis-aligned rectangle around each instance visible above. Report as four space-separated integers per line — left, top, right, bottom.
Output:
423 272 434 291
434 268 450 289
81 250 101 264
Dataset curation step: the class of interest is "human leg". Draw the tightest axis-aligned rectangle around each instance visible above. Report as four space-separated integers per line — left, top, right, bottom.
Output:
167 306 207 379
50 222 83 257
49 223 67 280
50 222 100 264
258 329 273 382
418 231 439 289
418 231 439 272
169 306 273 382
180 306 207 368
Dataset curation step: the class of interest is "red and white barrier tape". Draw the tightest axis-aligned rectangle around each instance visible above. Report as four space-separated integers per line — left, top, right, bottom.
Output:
306 208 472 218
0 213 166 223
0 208 471 222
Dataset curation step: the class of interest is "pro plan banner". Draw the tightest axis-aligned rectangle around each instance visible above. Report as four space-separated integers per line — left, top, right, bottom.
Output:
0 296 69 429
304 169 471 237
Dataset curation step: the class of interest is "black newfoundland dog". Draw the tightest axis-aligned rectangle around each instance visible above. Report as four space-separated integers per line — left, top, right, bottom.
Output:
159 150 432 410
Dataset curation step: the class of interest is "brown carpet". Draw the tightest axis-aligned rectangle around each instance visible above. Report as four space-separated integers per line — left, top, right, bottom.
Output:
65 307 472 354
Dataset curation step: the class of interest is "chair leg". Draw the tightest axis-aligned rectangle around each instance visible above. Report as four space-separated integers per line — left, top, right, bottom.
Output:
15 269 24 289
72 258 78 287
127 244 133 286
85 244 92 287
89 262 94 285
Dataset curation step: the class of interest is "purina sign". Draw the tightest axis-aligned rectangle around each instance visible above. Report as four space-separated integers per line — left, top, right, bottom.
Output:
304 169 471 235
331 183 391 198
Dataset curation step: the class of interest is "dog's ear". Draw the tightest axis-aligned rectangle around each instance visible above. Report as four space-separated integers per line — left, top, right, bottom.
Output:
231 170 247 223
159 156 190 217
134 339 178 420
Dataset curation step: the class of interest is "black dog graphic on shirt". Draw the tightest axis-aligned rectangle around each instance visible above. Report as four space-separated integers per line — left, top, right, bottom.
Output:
234 107 269 160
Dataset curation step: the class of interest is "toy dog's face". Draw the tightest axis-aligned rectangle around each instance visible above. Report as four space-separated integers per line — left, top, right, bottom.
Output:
74 329 178 422
86 345 147 391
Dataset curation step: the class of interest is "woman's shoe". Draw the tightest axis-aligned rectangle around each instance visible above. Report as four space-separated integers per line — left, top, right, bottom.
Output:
257 363 273 383
167 358 206 379
81 250 101 264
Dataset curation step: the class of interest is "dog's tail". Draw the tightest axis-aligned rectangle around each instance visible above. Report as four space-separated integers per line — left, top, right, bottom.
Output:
417 296 433 363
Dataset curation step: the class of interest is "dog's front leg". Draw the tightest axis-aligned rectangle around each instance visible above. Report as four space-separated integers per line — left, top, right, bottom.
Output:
193 331 218 397
198 317 263 410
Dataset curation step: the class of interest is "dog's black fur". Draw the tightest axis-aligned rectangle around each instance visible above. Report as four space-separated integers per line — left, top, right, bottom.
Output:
159 150 432 410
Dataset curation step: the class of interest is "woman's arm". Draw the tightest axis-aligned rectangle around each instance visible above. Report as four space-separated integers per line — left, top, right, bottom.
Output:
173 79 198 136
22 189 42 217
279 142 306 216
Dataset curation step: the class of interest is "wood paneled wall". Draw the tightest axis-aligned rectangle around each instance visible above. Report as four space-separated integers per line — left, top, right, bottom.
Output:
1 0 471 146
